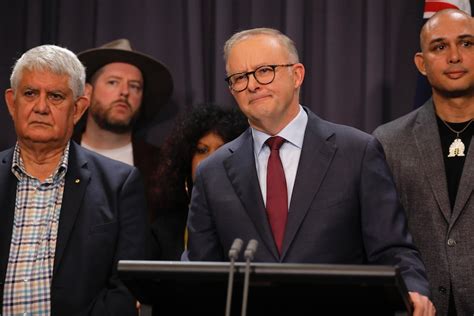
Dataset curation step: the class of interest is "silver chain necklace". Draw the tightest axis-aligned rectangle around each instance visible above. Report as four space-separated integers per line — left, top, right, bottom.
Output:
440 118 473 157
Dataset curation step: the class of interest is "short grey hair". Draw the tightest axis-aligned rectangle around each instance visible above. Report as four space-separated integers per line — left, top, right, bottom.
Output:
10 44 86 99
223 28 300 66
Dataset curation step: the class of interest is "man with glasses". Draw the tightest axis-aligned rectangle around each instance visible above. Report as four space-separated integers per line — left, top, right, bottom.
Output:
186 27 434 314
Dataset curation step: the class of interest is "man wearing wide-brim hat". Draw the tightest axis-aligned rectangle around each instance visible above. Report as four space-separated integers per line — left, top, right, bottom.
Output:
74 38 173 224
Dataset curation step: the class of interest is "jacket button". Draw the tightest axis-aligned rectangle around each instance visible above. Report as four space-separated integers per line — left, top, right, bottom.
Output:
447 238 456 246
438 286 447 294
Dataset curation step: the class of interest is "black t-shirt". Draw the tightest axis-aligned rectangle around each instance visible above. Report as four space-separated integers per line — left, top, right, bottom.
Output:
436 116 473 209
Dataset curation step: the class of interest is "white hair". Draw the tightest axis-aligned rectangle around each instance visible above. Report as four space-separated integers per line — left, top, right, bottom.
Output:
10 44 86 99
223 28 300 65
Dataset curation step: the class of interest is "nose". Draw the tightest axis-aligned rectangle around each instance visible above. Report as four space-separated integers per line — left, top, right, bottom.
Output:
120 82 129 97
246 73 260 91
448 46 461 64
33 95 50 114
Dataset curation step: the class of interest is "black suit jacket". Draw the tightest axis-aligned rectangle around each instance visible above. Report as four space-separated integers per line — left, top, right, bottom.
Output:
188 107 431 296
72 130 161 223
0 142 148 315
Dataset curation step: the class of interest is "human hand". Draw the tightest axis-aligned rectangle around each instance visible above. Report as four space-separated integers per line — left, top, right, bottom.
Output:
409 292 435 316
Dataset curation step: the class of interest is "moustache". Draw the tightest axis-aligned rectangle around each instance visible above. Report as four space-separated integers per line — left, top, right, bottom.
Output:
111 99 132 110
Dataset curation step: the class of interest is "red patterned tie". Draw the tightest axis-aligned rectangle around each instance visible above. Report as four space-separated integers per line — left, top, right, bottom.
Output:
265 136 288 255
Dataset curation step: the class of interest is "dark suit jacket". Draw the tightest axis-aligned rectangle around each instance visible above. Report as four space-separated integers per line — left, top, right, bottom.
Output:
187 107 430 296
0 141 148 315
150 204 188 260
373 99 474 315
73 131 161 223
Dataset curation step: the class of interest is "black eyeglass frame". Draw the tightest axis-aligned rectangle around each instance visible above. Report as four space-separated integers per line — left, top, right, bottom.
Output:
224 63 295 92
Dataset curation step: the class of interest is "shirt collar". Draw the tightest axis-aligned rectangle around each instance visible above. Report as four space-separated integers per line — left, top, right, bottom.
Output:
11 141 70 182
252 105 308 154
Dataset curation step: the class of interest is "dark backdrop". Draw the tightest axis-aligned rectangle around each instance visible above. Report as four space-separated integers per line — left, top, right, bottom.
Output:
0 0 432 149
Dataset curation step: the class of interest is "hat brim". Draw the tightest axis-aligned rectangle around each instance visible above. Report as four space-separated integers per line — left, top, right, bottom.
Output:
77 48 173 126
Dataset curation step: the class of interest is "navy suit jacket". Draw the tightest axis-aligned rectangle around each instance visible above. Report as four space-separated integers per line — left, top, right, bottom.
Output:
0 141 148 315
187 107 430 296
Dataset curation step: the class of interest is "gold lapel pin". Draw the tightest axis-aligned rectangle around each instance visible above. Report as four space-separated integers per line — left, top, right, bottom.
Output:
75 179 80 184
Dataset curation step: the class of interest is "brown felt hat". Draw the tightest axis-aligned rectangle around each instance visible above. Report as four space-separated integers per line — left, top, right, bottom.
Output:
77 39 173 125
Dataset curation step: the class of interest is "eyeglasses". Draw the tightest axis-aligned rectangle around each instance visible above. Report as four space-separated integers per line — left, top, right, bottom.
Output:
225 64 295 92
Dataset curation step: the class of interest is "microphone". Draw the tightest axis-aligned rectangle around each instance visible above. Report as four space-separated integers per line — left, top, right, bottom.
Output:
229 238 243 260
241 239 258 316
244 239 258 261
225 238 243 316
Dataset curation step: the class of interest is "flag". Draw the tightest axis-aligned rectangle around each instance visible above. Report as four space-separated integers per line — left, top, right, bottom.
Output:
414 0 472 107
423 0 471 18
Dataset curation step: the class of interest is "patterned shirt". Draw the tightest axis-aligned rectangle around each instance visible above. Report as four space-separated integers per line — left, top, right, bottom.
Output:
2 143 69 316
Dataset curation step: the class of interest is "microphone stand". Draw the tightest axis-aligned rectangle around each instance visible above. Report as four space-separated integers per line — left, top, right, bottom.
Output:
241 239 258 316
225 238 243 316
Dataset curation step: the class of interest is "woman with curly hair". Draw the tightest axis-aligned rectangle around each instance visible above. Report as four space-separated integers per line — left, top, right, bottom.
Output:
151 103 248 259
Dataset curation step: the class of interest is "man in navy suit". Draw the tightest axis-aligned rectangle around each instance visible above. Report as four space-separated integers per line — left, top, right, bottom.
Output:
0 45 148 315
187 28 435 314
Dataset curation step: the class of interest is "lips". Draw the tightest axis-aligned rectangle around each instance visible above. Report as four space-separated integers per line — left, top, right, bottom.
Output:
112 101 131 112
444 69 468 79
30 121 51 126
249 94 271 104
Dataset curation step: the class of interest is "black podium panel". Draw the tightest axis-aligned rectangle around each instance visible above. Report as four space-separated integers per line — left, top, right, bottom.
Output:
118 261 413 315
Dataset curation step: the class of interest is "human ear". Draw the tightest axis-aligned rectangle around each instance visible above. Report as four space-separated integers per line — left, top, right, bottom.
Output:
414 52 427 76
73 95 90 125
293 63 305 88
5 89 16 118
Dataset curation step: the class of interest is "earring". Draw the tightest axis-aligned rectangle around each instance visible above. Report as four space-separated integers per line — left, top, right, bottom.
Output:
185 177 191 201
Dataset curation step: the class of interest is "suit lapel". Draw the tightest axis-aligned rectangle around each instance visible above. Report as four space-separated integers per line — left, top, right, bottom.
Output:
0 148 17 284
413 101 451 221
223 130 279 260
451 137 473 224
53 142 90 274
281 112 337 259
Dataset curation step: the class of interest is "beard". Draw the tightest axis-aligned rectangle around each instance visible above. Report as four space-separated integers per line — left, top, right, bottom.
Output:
434 87 474 99
430 77 474 99
89 100 140 134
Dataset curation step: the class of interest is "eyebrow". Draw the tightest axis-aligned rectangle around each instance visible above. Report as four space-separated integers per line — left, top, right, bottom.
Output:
230 64 273 75
429 34 474 45
106 75 143 83
22 85 69 94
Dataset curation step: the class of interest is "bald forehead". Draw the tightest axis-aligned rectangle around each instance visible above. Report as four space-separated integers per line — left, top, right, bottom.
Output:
420 10 474 49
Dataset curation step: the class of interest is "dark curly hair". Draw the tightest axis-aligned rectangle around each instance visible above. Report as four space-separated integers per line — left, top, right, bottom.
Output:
152 103 248 211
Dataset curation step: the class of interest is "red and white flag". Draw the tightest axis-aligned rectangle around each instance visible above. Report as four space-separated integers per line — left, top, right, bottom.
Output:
423 0 471 19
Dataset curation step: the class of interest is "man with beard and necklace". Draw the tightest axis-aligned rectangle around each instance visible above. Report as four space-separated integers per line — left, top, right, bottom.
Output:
74 39 173 225
374 9 474 315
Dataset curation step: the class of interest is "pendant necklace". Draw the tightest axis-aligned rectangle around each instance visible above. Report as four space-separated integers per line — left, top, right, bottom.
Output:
441 118 473 157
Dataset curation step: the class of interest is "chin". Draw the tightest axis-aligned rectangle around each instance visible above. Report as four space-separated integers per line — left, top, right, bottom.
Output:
22 129 54 141
108 113 134 125
438 87 473 98
26 136 59 144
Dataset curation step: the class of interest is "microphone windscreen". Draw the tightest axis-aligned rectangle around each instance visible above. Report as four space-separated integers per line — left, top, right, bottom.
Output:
228 238 243 260
244 239 259 260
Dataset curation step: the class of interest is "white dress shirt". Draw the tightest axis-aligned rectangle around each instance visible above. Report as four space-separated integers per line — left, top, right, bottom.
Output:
252 105 308 208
